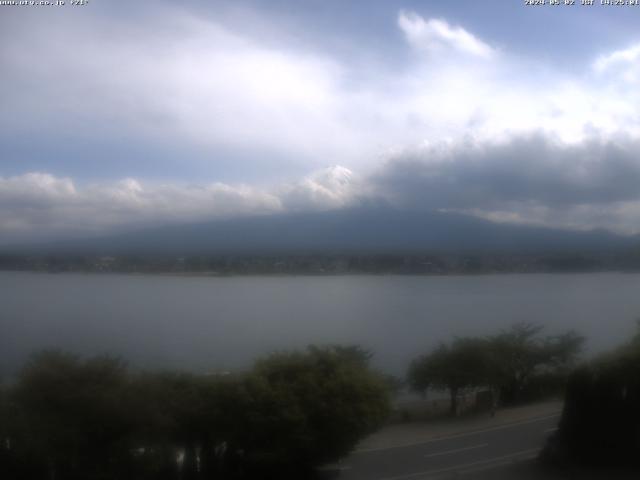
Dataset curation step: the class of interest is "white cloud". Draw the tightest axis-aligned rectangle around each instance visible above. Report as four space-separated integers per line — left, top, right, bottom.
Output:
3 8 640 167
0 173 77 202
0 167 363 242
4 9 640 237
398 11 495 59
593 44 640 74
458 201 640 235
280 165 357 211
592 43 640 90
0 11 363 169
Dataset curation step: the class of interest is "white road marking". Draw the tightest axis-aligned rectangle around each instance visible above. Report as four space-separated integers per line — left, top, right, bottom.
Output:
424 443 488 458
378 448 540 480
457 448 541 476
356 413 560 454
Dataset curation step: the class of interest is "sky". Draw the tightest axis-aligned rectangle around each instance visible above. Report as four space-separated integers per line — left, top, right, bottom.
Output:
2 0 640 241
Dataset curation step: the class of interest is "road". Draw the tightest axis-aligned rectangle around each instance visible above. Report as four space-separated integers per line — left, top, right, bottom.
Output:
334 413 560 480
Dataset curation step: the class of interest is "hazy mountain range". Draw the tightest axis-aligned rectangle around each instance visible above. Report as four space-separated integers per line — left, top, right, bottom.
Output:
9 207 637 257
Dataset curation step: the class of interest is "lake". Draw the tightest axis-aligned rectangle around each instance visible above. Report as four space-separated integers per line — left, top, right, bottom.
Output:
1 271 639 379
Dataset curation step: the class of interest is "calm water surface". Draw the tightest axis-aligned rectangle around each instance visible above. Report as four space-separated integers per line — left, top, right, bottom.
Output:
2 271 640 378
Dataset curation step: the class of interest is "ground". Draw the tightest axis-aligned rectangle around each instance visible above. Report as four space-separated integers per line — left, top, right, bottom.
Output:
321 400 637 480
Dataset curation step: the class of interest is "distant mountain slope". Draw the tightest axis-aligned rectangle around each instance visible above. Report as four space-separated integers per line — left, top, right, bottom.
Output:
19 207 637 256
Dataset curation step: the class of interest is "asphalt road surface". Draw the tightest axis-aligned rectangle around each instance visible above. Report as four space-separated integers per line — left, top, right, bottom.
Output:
336 413 560 480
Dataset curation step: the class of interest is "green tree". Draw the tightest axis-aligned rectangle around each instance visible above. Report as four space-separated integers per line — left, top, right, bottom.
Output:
408 325 584 413
408 337 492 416
127 371 249 480
236 345 391 478
7 345 390 479
490 323 583 404
12 351 133 480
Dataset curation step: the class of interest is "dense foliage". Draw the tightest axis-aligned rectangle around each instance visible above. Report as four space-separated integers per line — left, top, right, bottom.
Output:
545 327 640 468
407 323 584 414
0 346 390 480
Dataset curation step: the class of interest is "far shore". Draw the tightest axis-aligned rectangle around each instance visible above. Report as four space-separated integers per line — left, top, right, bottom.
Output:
1 268 637 278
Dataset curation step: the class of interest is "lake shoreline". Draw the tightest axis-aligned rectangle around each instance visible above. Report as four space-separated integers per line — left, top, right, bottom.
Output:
1 267 638 278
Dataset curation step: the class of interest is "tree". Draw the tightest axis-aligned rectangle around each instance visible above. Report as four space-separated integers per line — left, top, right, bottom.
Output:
12 351 133 480
236 345 391 478
489 323 584 404
6 345 390 479
0 383 12 478
545 331 640 467
125 370 247 480
408 337 492 416
407 356 432 396
408 324 585 414
126 372 200 480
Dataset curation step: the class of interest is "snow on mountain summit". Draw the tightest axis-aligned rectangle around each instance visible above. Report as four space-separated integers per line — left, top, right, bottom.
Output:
281 165 357 211
309 165 353 189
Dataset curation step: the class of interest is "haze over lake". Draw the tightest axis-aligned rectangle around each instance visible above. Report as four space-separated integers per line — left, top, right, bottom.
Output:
2 271 639 380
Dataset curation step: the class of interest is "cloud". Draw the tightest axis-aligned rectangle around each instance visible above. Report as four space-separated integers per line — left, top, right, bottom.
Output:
373 132 640 234
280 166 357 211
0 167 362 242
593 43 640 83
398 11 495 59
593 44 640 72
4 8 640 237
5 132 640 241
3 7 638 172
0 173 280 239
0 8 592 176
0 8 366 172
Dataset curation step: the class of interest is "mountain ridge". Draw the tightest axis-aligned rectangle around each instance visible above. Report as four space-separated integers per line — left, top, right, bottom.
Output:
8 207 637 256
